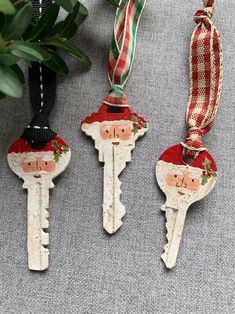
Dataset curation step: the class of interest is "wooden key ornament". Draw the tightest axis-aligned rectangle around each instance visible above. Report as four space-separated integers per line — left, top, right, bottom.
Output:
156 144 217 269
82 0 148 233
6 0 71 270
156 0 223 268
8 133 71 271
82 103 147 234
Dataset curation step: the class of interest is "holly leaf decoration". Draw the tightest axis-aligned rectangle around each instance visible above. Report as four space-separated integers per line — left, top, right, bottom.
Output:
141 123 148 128
132 126 138 135
54 152 60 163
52 140 60 149
61 146 69 153
201 174 208 185
203 158 211 174
201 157 217 185
130 114 139 122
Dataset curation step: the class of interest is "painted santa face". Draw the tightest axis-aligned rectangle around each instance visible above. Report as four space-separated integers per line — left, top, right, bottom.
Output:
21 156 56 173
82 117 148 162
7 137 71 185
100 121 133 141
165 170 200 193
156 161 217 209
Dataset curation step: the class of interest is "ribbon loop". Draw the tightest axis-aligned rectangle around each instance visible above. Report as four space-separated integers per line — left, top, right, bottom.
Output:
182 0 222 159
106 0 146 106
22 0 57 149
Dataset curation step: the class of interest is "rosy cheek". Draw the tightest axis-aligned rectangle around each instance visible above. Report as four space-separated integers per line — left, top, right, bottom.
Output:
41 162 56 172
100 127 111 139
21 162 36 173
46 162 56 172
166 175 179 187
119 129 132 139
186 180 200 192
100 132 109 139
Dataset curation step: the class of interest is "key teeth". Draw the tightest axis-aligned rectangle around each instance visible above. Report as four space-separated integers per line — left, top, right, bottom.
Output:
103 170 126 234
41 230 49 246
41 209 49 229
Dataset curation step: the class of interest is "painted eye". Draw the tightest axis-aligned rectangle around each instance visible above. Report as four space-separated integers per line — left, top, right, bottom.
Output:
122 129 125 132
28 162 31 166
105 130 109 133
45 161 48 165
192 179 195 182
174 175 177 178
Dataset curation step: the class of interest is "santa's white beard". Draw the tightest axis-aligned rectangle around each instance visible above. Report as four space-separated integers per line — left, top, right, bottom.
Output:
21 173 54 189
164 188 196 210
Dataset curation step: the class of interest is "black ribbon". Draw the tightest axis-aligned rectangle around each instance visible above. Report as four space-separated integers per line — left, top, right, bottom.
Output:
21 0 57 150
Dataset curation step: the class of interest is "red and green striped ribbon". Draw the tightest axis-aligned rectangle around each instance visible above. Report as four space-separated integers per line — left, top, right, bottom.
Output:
103 0 146 107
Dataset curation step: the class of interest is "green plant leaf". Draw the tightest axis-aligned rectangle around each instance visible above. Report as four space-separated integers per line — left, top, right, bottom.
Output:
0 91 6 99
29 3 60 41
4 3 33 39
10 64 25 84
105 0 119 6
43 50 69 75
61 22 78 39
0 63 23 98
0 53 19 66
0 0 15 15
78 2 88 17
9 41 51 61
42 37 91 66
60 2 80 36
0 13 5 30
54 0 77 13
49 2 87 38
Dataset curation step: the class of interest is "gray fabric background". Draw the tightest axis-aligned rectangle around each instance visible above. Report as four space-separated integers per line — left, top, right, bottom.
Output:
0 0 234 313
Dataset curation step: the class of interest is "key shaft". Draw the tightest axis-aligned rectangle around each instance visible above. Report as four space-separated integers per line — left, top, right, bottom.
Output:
162 206 187 269
25 179 51 271
103 145 128 234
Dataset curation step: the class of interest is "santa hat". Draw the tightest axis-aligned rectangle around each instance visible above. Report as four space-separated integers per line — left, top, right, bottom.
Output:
158 144 217 171
8 135 68 155
81 102 146 125
21 113 56 150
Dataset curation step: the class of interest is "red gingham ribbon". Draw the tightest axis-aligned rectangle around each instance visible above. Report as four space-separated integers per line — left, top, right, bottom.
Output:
103 0 146 107
181 0 222 159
